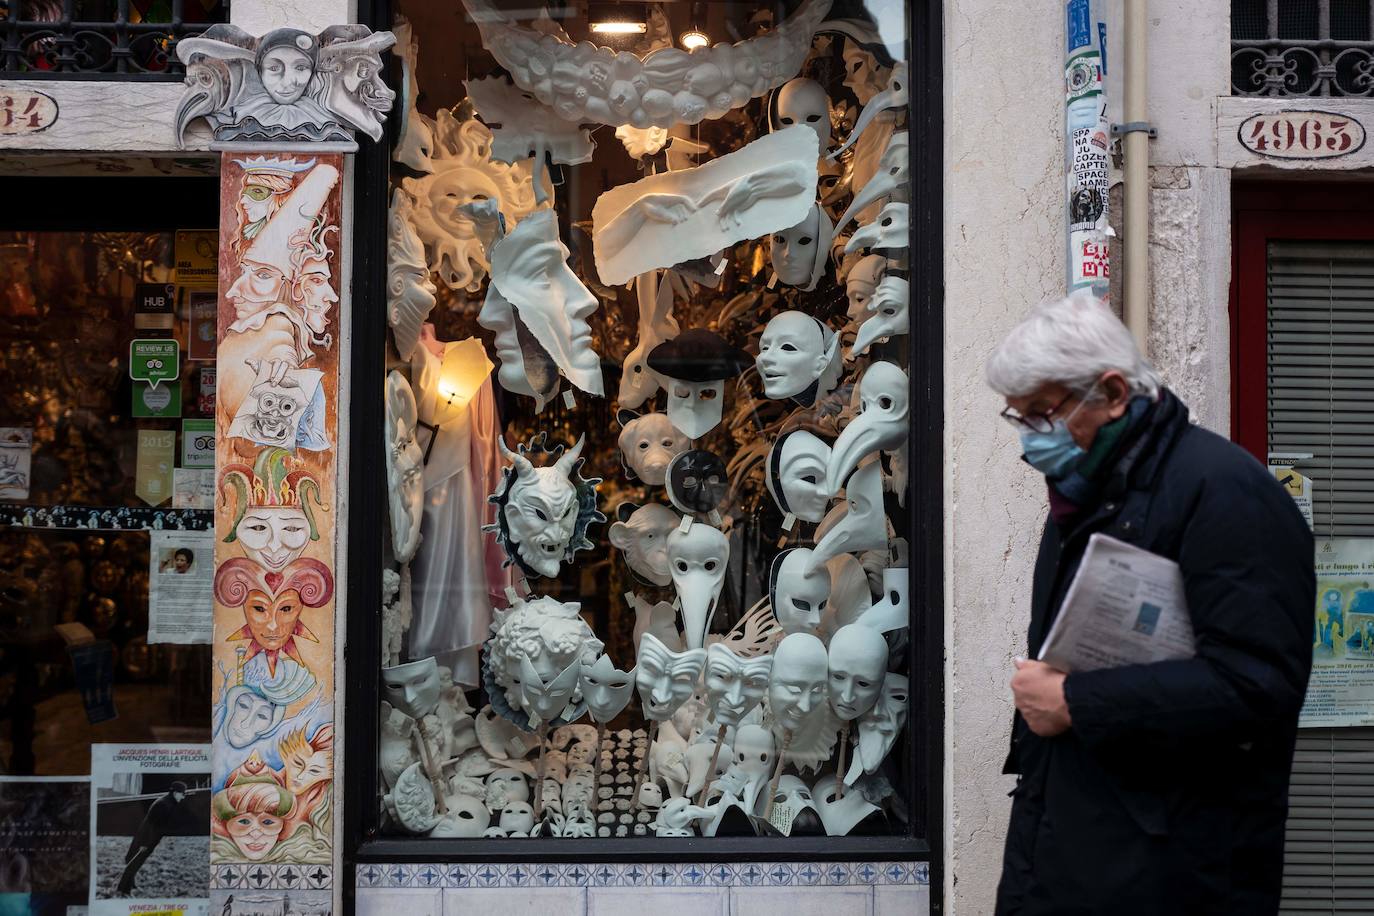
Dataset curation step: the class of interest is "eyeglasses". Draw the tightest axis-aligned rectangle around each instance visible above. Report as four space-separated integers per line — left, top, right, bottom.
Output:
1000 392 1076 435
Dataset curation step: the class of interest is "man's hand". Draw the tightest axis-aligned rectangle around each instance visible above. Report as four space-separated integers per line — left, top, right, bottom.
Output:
1011 658 1072 737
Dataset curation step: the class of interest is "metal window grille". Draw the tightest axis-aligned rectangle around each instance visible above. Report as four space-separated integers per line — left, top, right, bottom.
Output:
0 0 224 80
1232 0 1374 96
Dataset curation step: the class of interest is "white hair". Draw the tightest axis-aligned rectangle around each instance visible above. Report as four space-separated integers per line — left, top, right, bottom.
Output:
985 295 1161 400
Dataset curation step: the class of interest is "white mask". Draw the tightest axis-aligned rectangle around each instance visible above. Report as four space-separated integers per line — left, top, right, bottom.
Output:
617 410 690 485
850 276 909 359
843 201 909 257
666 522 729 650
647 329 752 440
578 653 637 724
858 567 909 633
845 672 909 784
766 430 833 523
686 738 733 798
768 774 819 836
430 794 491 838
382 656 441 720
826 361 909 493
770 203 832 291
756 311 840 403
492 436 600 578
842 39 887 106
833 132 909 240
844 254 888 323
768 633 829 732
769 548 831 635
385 371 424 564
619 271 679 410
387 189 438 361
809 460 889 572
827 624 889 721
490 209 604 397
608 503 679 586
733 723 776 780
514 655 580 727
704 644 773 727
499 801 535 835
636 632 706 721
825 552 875 633
831 61 908 160
774 77 831 151
485 768 530 807
664 378 725 439
666 449 729 518
812 773 880 836
476 280 560 411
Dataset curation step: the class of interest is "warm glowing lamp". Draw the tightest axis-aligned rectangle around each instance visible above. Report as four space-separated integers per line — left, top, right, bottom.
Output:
434 338 494 425
679 28 709 50
590 20 646 34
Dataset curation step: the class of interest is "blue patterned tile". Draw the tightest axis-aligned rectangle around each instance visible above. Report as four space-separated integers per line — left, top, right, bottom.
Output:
526 863 562 886
853 862 880 885
820 862 852 886
704 862 736 886
735 863 767 886
879 862 908 885
243 863 276 890
913 862 931 885
589 863 619 886
793 862 824 886
357 864 384 888
617 863 650 886
648 863 678 886
678 863 709 886
560 863 593 886
471 863 503 887
764 863 795 886
443 865 472 888
304 864 332 889
413 864 444 888
501 863 534 886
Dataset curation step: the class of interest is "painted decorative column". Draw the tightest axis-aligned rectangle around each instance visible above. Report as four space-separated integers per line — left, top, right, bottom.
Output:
173 22 394 910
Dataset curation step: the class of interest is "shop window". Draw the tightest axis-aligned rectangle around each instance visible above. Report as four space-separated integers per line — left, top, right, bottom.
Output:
1231 0 1374 96
347 0 939 859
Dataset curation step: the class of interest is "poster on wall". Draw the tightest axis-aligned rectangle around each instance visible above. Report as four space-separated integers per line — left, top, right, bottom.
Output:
0 426 33 500
0 776 91 916
175 230 218 288
1065 0 1111 298
88 743 210 916
1269 451 1314 529
1300 538 1374 728
148 530 213 644
135 429 176 506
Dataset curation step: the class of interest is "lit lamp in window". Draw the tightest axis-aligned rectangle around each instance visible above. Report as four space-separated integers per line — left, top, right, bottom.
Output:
435 338 494 426
679 28 709 50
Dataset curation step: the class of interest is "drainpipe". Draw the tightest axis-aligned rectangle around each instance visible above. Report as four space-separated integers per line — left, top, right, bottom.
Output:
1121 0 1151 352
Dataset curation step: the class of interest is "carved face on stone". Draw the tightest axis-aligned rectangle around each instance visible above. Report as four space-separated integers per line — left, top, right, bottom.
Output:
608 502 678 587
617 410 690 485
768 633 829 732
381 656 441 720
635 632 706 721
756 311 837 401
704 644 772 727
769 548 831 635
827 624 890 721
775 78 831 150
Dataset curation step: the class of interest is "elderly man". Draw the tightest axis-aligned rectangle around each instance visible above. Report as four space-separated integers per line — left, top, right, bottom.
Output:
985 296 1313 915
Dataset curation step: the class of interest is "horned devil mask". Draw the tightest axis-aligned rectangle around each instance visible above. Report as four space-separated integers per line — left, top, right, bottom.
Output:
486 434 604 578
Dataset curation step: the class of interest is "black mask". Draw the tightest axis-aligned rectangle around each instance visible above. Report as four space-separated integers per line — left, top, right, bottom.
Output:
666 449 728 515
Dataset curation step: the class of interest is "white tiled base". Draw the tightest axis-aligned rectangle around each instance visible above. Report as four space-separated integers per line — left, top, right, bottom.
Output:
731 886 874 916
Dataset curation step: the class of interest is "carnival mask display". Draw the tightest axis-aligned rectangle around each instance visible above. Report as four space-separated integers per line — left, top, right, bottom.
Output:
488 435 603 578
809 460 889 572
773 77 832 152
490 209 605 397
381 656 442 720
771 203 833 291
844 254 888 323
768 633 830 732
384 371 424 563
608 502 680 586
619 271 680 409
827 361 910 492
812 774 881 836
666 449 730 517
387 189 438 361
844 201 909 257
834 132 909 239
578 653 637 723
756 311 840 403
431 794 491 838
845 672 909 784
666 522 729 650
490 595 604 712
617 410 690 485
476 280 560 411
827 624 890 721
859 567 910 633
513 655 581 727
635 632 707 721
704 644 773 727
766 430 834 523
647 330 753 440
851 276 910 358
832 61 909 160
769 548 832 635
220 447 324 573
216 557 332 677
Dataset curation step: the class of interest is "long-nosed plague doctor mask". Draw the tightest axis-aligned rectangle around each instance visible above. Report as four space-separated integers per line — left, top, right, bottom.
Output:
850 276 909 359
826 361 909 493
807 459 889 573
704 644 772 727
384 371 424 564
608 502 680 587
766 430 834 524
578 653 637 724
666 521 729 650
827 623 890 722
769 547 832 635
844 254 888 324
830 61 909 161
833 131 909 240
756 311 841 405
647 329 753 440
635 632 707 722
844 201 909 258
858 567 910 633
767 632 830 732
770 203 833 291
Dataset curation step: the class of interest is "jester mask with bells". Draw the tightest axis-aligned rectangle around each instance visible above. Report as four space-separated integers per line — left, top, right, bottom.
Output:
635 632 707 722
385 371 424 564
215 557 333 676
826 360 910 494
808 460 889 573
830 61 909 161
850 276 910 359
578 653 637 724
704 644 772 728
666 522 729 650
486 434 604 578
608 502 680 587
756 311 841 404
220 447 325 574
844 671 909 785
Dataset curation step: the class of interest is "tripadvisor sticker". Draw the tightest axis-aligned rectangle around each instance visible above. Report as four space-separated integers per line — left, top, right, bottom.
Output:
129 339 180 388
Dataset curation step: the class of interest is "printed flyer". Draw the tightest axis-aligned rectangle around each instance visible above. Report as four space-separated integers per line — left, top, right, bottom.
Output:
1300 538 1374 728
148 530 214 644
0 776 90 916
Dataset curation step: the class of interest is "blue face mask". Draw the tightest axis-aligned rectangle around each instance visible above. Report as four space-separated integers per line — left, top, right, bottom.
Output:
1019 420 1085 479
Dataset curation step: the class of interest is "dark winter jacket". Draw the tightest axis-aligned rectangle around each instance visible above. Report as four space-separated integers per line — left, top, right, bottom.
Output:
996 389 1315 916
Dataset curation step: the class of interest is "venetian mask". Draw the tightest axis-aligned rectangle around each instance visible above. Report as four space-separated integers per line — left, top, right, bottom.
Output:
827 624 890 721
222 685 284 748
835 132 909 238
490 595 604 703
666 449 729 517
513 655 580 726
256 30 317 105
491 435 602 578
686 738 733 798
647 330 752 440
490 209 604 397
756 311 840 403
769 548 832 635
812 774 881 836
844 254 888 323
833 61 908 160
768 632 829 732
617 410 690 485
847 672 909 783
770 203 832 291
766 430 833 523
476 280 560 410
387 189 438 361
635 632 707 722
499 801 535 835
827 361 909 492
844 201 909 257
733 723 776 780
385 371 424 566
485 768 530 807
666 522 729 650
704 644 772 727
851 276 910 359
578 653 637 724
218 788 292 861
381 656 442 720
431 794 491 838
608 502 679 586
770 774 821 834
774 77 832 151
860 567 910 633
809 461 889 572
842 38 887 105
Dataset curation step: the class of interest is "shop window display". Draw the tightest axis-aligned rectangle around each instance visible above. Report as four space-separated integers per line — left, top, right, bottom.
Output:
378 0 914 842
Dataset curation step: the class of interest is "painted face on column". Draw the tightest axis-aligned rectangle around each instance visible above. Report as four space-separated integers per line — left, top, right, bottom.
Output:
608 502 679 586
666 522 729 650
616 409 690 485
827 624 890 721
851 276 910 359
578 653 637 723
809 460 889 572
768 633 830 732
826 361 910 493
756 312 840 403
770 204 832 291
774 77 832 152
385 371 424 564
234 507 312 572
635 632 707 721
222 686 283 748
381 656 441 719
476 280 560 410
647 330 752 440
704 644 772 727
765 430 833 523
490 209 604 397
769 548 832 635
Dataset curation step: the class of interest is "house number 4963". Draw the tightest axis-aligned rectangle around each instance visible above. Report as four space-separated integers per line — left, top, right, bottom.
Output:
1240 111 1367 159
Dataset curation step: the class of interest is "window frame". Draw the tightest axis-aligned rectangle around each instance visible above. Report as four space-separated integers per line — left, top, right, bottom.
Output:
343 0 945 880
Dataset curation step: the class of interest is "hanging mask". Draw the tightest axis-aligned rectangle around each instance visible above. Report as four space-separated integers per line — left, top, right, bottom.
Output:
616 409 691 485
704 643 773 727
514 655 581 728
812 774 882 836
619 271 680 410
608 502 680 586
833 132 909 239
844 201 909 257
385 371 424 564
647 330 752 439
578 653 637 724
808 460 889 573
768 774 823 837
826 361 909 493
381 655 441 719
756 311 841 405
825 552 875 633
430 793 492 838
487 434 604 578
858 567 909 633
842 38 888 105
831 61 909 160
766 430 833 523
635 632 707 722
666 449 729 517
770 203 833 291
850 276 910 359
490 209 605 397
826 623 890 722
732 723 777 783
844 254 888 324
387 189 438 361
768 632 830 732
845 672 908 785
666 521 729 650
476 280 560 411
773 77 832 152
686 737 733 798
768 548 831 635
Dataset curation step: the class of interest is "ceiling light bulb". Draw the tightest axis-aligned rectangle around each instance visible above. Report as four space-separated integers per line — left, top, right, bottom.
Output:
680 28 710 50
591 20 647 34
